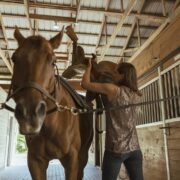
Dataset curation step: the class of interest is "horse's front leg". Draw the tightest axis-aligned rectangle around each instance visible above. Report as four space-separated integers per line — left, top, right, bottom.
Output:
28 152 49 180
62 148 79 180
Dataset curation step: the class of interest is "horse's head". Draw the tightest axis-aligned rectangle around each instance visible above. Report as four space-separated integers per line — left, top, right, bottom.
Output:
11 26 64 135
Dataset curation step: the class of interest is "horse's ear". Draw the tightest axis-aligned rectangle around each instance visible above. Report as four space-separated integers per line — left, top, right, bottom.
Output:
49 26 64 49
14 26 25 46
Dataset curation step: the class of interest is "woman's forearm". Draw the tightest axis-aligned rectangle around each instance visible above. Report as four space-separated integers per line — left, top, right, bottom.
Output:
81 68 91 89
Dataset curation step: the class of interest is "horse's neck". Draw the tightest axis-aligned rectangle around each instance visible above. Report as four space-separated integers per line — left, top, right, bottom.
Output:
43 82 75 138
55 81 75 106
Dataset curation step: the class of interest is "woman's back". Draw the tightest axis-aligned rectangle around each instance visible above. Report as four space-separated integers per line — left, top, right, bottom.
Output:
104 86 141 154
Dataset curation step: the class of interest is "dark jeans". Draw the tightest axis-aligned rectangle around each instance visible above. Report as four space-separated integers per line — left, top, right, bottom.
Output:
102 150 144 180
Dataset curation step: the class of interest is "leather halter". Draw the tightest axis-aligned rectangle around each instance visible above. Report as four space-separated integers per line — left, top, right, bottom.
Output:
3 81 59 114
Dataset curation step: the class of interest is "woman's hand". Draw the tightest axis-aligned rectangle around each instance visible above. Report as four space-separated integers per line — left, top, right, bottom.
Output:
87 59 92 71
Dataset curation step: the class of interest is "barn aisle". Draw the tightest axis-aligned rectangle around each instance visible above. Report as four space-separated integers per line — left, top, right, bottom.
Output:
0 162 101 180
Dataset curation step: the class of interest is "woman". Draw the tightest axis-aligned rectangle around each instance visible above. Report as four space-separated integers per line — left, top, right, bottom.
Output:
81 60 143 180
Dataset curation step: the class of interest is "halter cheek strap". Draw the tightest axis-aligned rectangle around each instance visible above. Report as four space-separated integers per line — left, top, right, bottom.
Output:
2 81 59 114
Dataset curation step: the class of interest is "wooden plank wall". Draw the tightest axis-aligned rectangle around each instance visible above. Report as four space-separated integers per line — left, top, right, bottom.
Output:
132 16 180 78
137 125 167 180
167 120 180 180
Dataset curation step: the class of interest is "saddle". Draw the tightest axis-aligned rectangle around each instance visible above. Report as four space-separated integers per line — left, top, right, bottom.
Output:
57 75 90 110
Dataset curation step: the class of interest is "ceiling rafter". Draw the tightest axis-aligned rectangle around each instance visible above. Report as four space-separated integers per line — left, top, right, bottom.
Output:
66 0 74 68
118 0 145 62
120 0 124 12
0 12 13 69
2 49 131 59
4 26 149 40
2 13 160 30
23 0 33 35
135 13 167 23
173 0 180 10
33 0 39 35
128 3 180 63
0 37 126 49
99 0 137 62
95 0 111 51
0 48 13 74
75 0 83 23
161 0 167 16
128 21 169 63
0 0 170 18
136 19 141 47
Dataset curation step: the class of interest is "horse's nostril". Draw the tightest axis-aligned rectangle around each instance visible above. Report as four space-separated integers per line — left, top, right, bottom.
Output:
15 103 25 119
36 101 47 117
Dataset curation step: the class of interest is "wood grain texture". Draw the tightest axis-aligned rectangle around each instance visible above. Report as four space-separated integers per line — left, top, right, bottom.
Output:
132 17 180 78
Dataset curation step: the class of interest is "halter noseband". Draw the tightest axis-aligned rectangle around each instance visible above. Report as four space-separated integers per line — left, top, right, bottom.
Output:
2 81 62 114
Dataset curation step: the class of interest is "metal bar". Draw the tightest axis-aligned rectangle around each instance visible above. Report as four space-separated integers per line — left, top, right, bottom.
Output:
136 117 180 129
174 66 180 116
155 81 160 122
147 85 152 123
171 68 178 117
144 87 149 124
151 83 156 122
158 67 171 180
167 71 174 118
164 73 170 119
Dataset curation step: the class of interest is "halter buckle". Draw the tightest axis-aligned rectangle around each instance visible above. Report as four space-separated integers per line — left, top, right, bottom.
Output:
70 107 79 116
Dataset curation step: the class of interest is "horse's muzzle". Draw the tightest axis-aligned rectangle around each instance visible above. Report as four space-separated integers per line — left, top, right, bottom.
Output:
15 100 47 135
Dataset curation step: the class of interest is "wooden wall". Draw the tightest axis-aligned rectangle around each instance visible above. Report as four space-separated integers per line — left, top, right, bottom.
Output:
131 16 180 78
137 125 167 180
167 120 180 180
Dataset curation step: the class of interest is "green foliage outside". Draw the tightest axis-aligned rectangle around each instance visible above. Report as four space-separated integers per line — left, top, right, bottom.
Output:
16 134 27 153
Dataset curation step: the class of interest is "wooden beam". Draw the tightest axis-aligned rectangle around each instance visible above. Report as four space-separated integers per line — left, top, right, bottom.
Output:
0 0 171 18
120 0 124 12
118 0 145 62
23 0 33 35
29 14 75 22
119 22 136 58
95 20 106 50
6 27 148 40
0 75 12 79
161 0 167 16
128 20 170 62
2 48 131 58
5 26 149 40
99 0 137 61
75 0 83 23
173 0 180 10
95 0 111 50
2 13 159 30
0 13 8 46
0 37 125 49
0 12 13 66
33 0 39 35
124 47 139 53
136 14 167 23
136 18 141 46
0 0 124 16
0 48 13 74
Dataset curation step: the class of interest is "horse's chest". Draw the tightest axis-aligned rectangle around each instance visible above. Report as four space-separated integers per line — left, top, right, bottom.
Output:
45 140 67 159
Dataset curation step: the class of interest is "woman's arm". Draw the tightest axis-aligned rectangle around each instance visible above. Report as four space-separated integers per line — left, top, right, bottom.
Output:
81 60 118 98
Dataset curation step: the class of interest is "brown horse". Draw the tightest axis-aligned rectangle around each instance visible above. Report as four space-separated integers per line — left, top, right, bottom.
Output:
11 27 93 180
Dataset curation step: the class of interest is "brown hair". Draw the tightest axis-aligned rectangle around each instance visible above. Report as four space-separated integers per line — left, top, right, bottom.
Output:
117 62 141 96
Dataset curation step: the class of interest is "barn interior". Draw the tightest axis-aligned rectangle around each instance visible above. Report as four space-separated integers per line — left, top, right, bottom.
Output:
0 0 180 180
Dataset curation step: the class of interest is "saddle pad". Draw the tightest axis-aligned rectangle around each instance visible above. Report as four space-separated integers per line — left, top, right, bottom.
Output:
56 75 90 109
